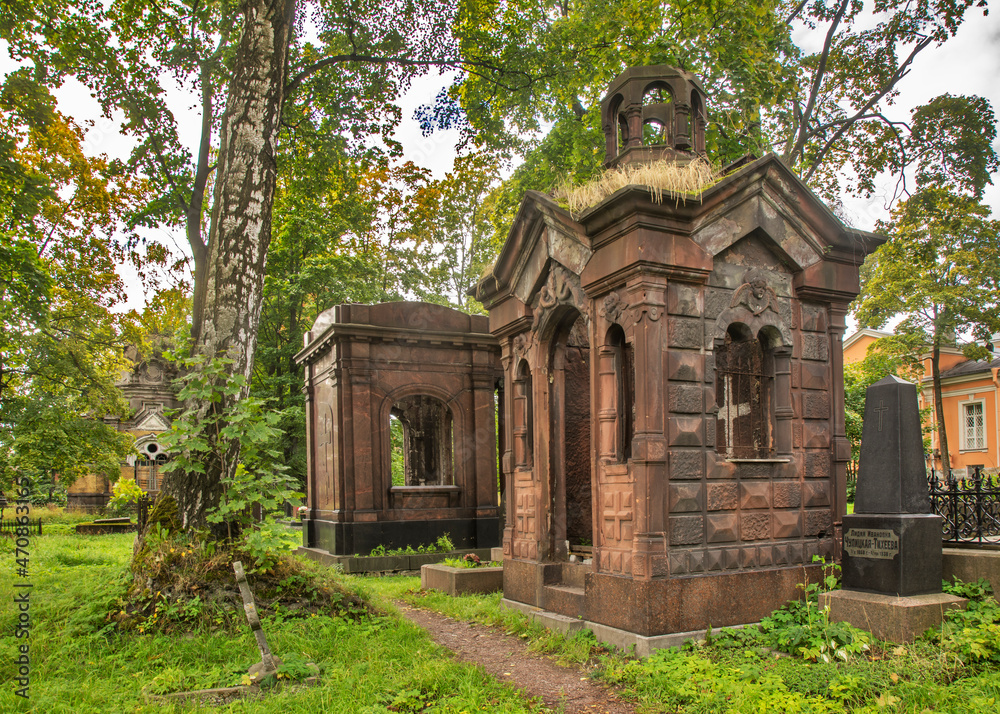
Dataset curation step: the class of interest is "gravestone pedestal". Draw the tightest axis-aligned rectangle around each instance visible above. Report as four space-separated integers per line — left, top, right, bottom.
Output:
826 376 965 642
841 514 942 596
820 589 965 643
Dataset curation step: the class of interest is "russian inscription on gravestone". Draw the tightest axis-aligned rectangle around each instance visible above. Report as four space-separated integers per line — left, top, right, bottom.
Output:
841 375 942 596
843 528 899 560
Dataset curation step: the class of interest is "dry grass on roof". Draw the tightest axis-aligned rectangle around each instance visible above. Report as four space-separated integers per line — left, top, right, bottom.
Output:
553 158 719 218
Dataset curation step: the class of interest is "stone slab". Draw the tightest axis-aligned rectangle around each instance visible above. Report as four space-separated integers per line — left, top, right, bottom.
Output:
820 589 966 643
75 522 137 535
841 513 942 596
500 599 752 657
491 547 504 561
585 621 713 658
421 564 504 596
500 598 586 635
943 547 1000 595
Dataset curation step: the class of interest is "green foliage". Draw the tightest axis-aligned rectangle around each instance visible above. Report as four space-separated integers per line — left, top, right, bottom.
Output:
0 535 540 713
712 559 871 664
108 477 144 515
854 188 1000 470
364 533 456 557
943 576 994 601
933 578 1000 666
160 355 301 565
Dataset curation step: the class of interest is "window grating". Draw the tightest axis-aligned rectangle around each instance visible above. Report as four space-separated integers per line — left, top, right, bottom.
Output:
716 336 771 458
964 402 985 450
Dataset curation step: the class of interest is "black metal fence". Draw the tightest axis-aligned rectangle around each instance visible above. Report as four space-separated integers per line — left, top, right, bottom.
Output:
0 518 42 536
929 466 1000 543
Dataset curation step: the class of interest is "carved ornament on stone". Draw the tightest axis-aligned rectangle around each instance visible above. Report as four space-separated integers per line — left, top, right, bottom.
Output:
599 291 629 325
531 264 589 331
630 304 663 324
511 332 533 364
730 268 780 316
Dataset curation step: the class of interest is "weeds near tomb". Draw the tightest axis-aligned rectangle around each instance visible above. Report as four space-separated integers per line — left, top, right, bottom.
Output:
709 557 872 663
118 527 373 635
441 553 502 568
363 532 456 557
932 577 1000 668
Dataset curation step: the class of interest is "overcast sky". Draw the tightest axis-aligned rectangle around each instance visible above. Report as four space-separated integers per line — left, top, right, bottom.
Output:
3 8 998 313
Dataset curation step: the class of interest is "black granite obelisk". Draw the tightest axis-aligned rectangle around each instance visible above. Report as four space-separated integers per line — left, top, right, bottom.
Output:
841 375 942 596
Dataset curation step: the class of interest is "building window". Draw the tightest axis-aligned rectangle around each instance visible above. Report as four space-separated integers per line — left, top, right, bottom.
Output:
715 326 773 458
961 400 986 451
389 395 454 486
513 360 533 467
608 325 634 462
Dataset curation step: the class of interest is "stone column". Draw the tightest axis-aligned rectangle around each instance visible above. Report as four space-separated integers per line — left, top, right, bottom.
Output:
773 347 794 455
628 279 669 580
829 304 850 556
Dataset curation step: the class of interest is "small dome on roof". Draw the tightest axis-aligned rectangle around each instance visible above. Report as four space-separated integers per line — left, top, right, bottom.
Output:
600 65 708 169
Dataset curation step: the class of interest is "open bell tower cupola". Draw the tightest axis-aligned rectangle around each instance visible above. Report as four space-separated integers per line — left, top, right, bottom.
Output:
600 64 708 169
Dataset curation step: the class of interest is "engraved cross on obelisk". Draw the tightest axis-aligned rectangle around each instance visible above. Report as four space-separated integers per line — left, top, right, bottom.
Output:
873 399 889 432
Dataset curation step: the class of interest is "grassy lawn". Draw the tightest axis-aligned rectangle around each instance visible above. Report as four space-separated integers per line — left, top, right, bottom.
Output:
378 574 1000 713
0 528 542 713
5 522 1000 713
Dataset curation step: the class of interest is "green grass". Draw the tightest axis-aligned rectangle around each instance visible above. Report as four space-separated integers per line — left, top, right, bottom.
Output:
0 533 542 713
10 530 1000 713
388 573 1000 714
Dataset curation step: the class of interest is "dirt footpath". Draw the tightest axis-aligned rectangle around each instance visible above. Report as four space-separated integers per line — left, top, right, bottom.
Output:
397 603 637 713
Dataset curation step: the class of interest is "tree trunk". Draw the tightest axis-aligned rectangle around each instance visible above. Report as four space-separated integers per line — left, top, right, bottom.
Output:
931 341 952 476
165 0 298 532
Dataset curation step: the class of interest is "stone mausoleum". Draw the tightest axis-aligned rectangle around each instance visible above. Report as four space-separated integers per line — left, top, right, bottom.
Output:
67 352 179 511
296 302 502 555
472 65 884 637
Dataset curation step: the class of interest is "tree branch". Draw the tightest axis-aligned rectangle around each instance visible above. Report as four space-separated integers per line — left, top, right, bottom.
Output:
803 35 931 182
789 0 850 166
285 53 528 96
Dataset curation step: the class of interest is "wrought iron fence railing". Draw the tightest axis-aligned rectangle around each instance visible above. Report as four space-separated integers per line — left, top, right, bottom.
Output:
929 466 1000 543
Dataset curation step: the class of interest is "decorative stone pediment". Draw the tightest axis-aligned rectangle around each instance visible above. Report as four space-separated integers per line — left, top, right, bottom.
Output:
472 192 591 311
531 262 590 334
133 409 171 432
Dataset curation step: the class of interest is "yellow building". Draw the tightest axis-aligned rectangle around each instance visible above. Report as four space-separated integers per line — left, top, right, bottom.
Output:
842 328 892 365
66 356 179 511
842 330 1000 477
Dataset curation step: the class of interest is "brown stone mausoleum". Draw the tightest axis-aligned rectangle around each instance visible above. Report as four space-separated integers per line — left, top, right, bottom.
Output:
296 302 502 555
471 65 884 637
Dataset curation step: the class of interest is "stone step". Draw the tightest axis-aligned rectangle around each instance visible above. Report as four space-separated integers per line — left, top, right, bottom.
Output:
542 583 585 619
560 562 589 589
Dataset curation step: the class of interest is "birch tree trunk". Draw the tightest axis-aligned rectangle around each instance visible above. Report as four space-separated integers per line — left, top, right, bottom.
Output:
165 0 298 531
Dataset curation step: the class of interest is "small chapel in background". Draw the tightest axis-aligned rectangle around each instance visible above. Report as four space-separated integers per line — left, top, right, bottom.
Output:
67 349 179 511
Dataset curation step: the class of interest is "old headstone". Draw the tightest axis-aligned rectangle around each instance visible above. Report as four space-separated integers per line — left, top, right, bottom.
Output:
822 376 965 642
842 375 940 595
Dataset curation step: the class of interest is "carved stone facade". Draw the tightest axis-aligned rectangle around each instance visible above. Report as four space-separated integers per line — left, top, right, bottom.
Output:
67 355 180 511
295 302 502 555
473 67 883 638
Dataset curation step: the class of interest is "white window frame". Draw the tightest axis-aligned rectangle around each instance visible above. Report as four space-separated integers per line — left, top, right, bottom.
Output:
959 398 987 452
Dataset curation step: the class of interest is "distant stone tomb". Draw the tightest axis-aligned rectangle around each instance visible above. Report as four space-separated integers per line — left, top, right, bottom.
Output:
472 64 884 641
295 302 502 556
